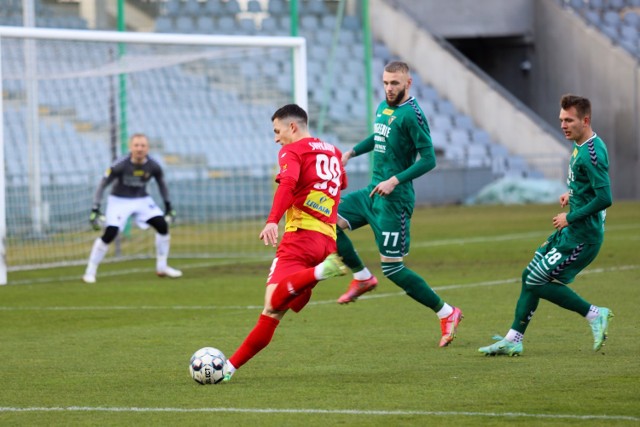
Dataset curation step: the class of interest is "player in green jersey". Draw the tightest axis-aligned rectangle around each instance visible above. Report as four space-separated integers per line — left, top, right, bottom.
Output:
479 94 613 356
336 61 463 348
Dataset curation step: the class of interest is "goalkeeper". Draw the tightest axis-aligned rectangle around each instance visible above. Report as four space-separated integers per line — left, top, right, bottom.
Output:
82 133 181 284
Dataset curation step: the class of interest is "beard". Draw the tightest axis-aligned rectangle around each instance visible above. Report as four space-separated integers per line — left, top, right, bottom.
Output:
386 87 406 107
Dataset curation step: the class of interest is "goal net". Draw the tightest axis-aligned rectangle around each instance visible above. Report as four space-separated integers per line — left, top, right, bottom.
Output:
0 26 308 283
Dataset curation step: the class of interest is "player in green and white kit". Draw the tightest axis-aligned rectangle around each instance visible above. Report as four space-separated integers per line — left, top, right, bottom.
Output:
479 94 613 356
337 61 463 348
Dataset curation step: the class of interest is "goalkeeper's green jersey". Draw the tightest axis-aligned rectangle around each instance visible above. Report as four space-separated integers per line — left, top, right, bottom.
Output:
352 96 436 203
565 133 611 244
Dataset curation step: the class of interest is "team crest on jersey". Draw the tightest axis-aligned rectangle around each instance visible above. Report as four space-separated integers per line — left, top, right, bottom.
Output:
388 116 396 125
304 190 334 217
572 147 578 158
382 108 394 115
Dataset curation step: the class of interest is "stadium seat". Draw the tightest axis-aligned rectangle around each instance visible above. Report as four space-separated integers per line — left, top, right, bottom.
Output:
175 16 194 33
183 0 201 17
449 129 471 147
431 114 454 132
224 0 241 15
583 10 601 26
602 11 621 27
268 0 287 14
471 129 492 145
302 0 329 15
608 0 625 10
216 16 236 34
301 15 320 31
247 0 262 13
163 0 180 17
204 0 224 15
436 99 458 115
238 18 256 34
623 11 640 27
260 17 278 33
155 16 172 33
196 16 215 33
620 24 639 40
454 114 475 130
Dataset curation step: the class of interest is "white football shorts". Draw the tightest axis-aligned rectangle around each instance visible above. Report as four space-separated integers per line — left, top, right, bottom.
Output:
105 195 164 231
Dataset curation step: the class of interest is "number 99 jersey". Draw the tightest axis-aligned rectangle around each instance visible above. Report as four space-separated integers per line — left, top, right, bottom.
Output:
275 137 347 239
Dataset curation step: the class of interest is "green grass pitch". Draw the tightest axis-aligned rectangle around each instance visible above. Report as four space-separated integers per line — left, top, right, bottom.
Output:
1 202 639 426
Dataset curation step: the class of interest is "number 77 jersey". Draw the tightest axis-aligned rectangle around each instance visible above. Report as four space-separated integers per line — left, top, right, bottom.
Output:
275 137 347 239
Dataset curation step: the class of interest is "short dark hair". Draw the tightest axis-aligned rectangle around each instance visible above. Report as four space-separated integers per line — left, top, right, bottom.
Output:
560 94 591 119
384 61 410 74
271 104 308 124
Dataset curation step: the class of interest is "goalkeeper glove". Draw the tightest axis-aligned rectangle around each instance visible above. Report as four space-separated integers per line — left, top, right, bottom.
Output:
89 206 104 231
164 202 177 225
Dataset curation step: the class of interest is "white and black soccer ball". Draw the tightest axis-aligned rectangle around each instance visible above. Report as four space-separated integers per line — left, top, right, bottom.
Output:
189 347 227 385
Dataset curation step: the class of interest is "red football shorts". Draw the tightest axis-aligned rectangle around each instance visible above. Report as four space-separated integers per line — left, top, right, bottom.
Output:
266 228 337 312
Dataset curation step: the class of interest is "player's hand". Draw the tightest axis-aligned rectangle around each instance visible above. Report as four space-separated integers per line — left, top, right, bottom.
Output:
553 212 569 230
559 192 570 208
341 150 354 166
89 208 103 231
164 202 177 224
259 222 279 247
165 209 177 224
369 176 399 197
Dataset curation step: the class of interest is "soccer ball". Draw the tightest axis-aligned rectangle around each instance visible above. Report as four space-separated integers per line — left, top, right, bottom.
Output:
189 347 227 385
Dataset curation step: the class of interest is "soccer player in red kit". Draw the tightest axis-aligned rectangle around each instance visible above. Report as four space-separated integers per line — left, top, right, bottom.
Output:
223 104 348 382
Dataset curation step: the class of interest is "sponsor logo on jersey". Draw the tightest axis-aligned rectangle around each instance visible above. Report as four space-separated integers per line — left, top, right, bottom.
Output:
133 170 144 176
382 108 394 115
304 190 335 217
374 123 391 137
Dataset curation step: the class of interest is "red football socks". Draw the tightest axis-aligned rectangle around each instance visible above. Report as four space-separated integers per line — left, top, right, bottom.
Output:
228 314 280 370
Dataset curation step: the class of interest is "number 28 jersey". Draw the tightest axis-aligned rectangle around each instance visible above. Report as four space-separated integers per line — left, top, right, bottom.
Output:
273 137 347 239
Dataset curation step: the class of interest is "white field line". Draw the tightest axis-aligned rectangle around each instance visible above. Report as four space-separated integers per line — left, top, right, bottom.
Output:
0 265 636 312
0 406 637 421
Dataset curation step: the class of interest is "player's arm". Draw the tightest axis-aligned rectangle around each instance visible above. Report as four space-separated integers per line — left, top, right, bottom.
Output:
261 177 296 247
261 148 300 246
395 144 436 183
566 185 612 223
89 167 117 229
343 135 375 166
91 164 120 211
154 165 175 220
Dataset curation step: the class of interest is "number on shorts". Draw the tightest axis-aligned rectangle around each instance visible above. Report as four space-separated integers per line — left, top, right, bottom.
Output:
545 247 562 264
381 231 399 247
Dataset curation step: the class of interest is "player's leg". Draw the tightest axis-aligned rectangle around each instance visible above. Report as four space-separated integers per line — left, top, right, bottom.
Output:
270 231 346 311
524 236 612 350
225 283 285 382
336 187 379 303
373 200 462 347
141 197 182 278
479 268 534 356
83 225 119 283
83 195 131 283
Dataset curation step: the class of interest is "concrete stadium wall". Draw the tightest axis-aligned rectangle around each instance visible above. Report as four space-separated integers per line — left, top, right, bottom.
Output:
371 0 569 181
531 0 640 199
391 0 534 38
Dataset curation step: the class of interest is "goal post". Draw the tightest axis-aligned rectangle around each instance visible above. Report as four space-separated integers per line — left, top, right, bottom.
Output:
0 26 308 284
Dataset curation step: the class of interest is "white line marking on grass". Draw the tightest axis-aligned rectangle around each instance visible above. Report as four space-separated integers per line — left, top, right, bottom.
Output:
0 265 636 312
0 406 637 421
411 223 639 248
